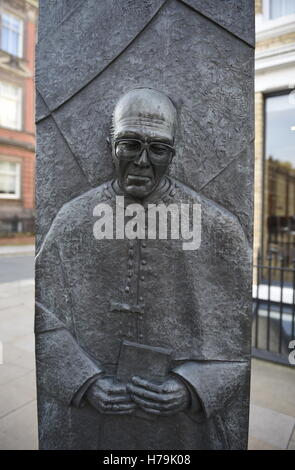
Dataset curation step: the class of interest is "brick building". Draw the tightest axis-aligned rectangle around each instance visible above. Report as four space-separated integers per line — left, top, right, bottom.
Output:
0 0 38 235
254 0 295 266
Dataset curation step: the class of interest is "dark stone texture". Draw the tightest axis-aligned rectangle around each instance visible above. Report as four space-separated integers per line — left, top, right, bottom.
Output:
36 0 167 111
35 91 50 123
35 0 254 450
180 0 255 46
35 116 90 250
38 0 85 42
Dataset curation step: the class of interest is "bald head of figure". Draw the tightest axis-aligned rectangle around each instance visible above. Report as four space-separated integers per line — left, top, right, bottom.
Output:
112 88 177 142
111 88 178 199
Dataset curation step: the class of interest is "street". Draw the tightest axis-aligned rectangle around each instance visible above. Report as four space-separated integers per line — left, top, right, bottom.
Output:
0 255 34 283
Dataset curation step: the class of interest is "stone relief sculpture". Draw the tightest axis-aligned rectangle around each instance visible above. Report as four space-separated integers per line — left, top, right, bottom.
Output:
35 88 251 450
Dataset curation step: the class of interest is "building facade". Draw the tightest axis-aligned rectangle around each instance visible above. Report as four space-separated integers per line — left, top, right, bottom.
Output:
0 0 37 235
254 0 295 270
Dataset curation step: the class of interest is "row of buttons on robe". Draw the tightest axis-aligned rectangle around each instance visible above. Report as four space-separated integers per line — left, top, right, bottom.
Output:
124 180 178 340
139 240 147 341
124 239 148 341
123 181 178 301
103 178 178 342
124 240 147 298
104 176 177 339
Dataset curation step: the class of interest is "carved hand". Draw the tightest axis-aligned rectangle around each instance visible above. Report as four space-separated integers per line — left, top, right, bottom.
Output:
86 376 137 414
127 375 190 416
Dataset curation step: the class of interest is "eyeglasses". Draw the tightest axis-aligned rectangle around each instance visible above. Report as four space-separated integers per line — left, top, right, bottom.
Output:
114 139 175 165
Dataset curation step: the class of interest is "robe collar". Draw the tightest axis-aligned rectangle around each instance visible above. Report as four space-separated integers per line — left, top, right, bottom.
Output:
105 176 173 207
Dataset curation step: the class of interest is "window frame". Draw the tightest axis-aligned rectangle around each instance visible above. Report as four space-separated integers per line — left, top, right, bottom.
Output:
0 160 21 200
263 0 295 20
0 80 23 131
0 10 24 58
260 89 295 263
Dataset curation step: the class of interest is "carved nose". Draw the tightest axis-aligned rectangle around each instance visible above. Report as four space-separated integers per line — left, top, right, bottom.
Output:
136 148 149 167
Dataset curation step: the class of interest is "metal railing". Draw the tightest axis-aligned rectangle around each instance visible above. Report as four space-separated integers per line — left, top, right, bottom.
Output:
252 250 295 365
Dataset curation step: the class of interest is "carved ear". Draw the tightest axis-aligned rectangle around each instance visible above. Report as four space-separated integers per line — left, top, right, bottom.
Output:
106 136 111 148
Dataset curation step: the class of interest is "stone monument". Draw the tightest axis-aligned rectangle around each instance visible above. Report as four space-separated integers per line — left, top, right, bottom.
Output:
35 0 254 450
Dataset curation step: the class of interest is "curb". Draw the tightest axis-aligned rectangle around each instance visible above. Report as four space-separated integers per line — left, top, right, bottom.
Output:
0 245 35 257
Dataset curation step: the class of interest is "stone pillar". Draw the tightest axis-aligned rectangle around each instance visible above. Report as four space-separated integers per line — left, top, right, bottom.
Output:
35 0 254 450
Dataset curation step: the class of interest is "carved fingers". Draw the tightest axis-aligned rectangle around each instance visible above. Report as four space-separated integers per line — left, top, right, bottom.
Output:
86 376 136 414
86 375 190 416
127 375 190 416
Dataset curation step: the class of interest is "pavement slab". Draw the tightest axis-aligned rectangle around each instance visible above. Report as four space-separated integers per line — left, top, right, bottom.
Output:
0 400 38 450
288 426 295 450
249 404 295 449
0 246 35 256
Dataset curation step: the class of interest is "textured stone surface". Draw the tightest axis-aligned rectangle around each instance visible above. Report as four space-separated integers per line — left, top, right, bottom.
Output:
179 0 255 46
36 0 167 110
35 0 254 450
35 116 90 249
38 0 85 43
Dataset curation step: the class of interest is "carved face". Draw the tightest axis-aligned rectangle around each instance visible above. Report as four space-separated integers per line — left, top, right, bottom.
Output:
112 88 177 199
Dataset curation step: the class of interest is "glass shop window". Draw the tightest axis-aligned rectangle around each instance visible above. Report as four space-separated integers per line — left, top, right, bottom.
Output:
0 81 22 130
269 0 295 19
263 92 295 271
0 11 23 57
0 161 21 199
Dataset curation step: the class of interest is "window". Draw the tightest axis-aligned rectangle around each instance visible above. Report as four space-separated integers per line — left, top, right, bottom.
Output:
262 91 295 272
0 161 21 198
269 0 295 19
265 92 295 163
0 82 22 130
0 12 23 57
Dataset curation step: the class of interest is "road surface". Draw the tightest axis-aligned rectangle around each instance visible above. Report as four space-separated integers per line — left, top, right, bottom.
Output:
0 255 34 283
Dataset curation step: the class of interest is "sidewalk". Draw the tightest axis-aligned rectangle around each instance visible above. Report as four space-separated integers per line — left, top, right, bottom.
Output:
0 280 37 450
249 360 295 449
0 279 294 450
0 245 35 257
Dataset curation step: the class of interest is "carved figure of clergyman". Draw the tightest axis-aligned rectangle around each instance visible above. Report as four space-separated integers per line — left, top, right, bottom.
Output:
36 88 250 449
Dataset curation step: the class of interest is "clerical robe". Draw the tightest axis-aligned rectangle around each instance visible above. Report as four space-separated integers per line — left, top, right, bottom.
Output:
35 176 251 450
